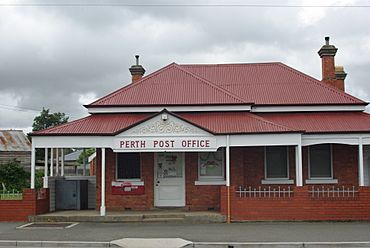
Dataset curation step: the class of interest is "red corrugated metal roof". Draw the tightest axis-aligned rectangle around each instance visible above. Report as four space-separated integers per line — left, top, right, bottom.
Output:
89 63 246 106
33 111 298 136
177 112 298 134
32 114 151 135
88 62 365 107
256 112 370 133
182 63 364 105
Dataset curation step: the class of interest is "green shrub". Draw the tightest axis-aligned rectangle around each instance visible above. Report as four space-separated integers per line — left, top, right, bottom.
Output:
0 159 30 191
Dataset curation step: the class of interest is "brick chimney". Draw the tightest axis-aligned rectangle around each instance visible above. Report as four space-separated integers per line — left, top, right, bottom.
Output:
129 55 145 83
335 65 347 91
318 37 346 91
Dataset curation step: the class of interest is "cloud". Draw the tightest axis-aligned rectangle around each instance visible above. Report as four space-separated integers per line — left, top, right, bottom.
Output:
0 0 369 134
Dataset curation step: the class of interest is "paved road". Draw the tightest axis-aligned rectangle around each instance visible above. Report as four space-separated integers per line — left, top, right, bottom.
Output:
0 221 370 243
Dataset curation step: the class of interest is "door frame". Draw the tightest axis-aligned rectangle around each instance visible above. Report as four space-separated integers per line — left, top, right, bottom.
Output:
154 152 186 207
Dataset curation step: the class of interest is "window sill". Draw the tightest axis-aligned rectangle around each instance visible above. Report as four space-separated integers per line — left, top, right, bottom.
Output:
112 180 144 186
195 180 226 186
305 179 338 184
261 179 294 185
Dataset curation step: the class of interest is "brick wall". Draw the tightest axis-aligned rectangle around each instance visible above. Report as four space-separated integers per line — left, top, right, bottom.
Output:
96 149 154 211
185 153 221 211
221 186 370 221
0 188 49 222
95 144 359 211
238 144 357 187
96 149 221 211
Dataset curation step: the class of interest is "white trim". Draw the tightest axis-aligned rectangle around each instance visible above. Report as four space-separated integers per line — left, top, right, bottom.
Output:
305 179 338 184
261 179 294 185
308 144 334 180
56 148 59 176
229 133 301 147
226 135 230 187
61 149 64 177
88 152 96 163
295 144 303 186
50 148 54 177
264 146 289 180
302 134 370 146
43 148 48 188
100 148 106 217
359 137 365 186
252 105 366 113
30 143 35 189
194 180 226 185
87 105 252 113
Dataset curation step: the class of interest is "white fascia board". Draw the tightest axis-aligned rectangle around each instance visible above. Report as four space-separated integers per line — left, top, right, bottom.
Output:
229 133 301 146
32 136 114 148
87 105 252 113
33 133 303 149
251 105 366 113
302 133 370 146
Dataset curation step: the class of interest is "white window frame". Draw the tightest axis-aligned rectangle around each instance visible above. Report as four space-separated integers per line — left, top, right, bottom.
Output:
264 146 290 180
197 149 225 181
115 152 142 181
308 144 334 180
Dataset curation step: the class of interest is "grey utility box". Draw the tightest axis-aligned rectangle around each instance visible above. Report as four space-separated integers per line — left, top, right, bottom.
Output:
55 180 88 210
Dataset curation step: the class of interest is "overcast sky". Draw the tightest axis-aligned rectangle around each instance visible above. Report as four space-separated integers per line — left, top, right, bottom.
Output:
0 0 369 133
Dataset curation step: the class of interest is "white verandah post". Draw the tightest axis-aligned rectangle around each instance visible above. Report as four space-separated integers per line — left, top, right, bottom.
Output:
359 137 365 186
30 143 36 189
61 148 65 176
56 148 59 176
50 148 54 177
226 135 231 224
295 144 303 186
43 148 48 188
100 148 106 216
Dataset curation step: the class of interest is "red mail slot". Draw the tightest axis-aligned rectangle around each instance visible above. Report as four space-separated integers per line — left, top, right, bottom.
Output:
112 181 145 195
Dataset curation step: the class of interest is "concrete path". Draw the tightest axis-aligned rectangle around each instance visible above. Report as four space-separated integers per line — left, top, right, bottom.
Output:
112 238 192 248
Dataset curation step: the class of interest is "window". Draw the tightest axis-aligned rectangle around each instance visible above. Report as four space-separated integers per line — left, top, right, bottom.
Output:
265 146 289 179
309 144 332 178
116 153 141 180
198 150 224 180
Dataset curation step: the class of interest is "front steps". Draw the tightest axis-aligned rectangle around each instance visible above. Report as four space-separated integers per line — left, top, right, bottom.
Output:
29 210 226 223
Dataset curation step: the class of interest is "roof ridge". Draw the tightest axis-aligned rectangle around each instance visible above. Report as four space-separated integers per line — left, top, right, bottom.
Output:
277 63 365 104
180 62 281 67
176 64 247 103
245 112 300 132
88 63 178 106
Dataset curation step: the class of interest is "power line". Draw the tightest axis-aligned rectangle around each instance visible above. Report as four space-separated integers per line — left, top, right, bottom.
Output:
0 3 370 7
0 104 40 113
0 104 80 118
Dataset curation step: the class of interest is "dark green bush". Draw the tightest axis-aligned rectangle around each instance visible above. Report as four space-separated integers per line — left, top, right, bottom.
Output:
0 159 30 191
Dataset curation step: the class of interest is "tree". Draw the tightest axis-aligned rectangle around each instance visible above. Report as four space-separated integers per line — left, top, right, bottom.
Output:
77 148 96 165
0 159 30 191
31 108 69 161
32 108 69 132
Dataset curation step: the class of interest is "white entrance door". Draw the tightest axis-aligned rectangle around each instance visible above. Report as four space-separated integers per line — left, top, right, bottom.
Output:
154 153 185 207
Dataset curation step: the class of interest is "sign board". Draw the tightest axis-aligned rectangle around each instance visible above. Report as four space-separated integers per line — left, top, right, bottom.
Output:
111 181 145 195
114 137 218 152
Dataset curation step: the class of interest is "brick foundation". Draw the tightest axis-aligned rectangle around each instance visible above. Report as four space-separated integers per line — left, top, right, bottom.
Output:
0 188 49 222
221 186 370 221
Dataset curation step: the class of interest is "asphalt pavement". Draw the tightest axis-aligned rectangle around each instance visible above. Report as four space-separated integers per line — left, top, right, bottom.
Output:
0 221 370 244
